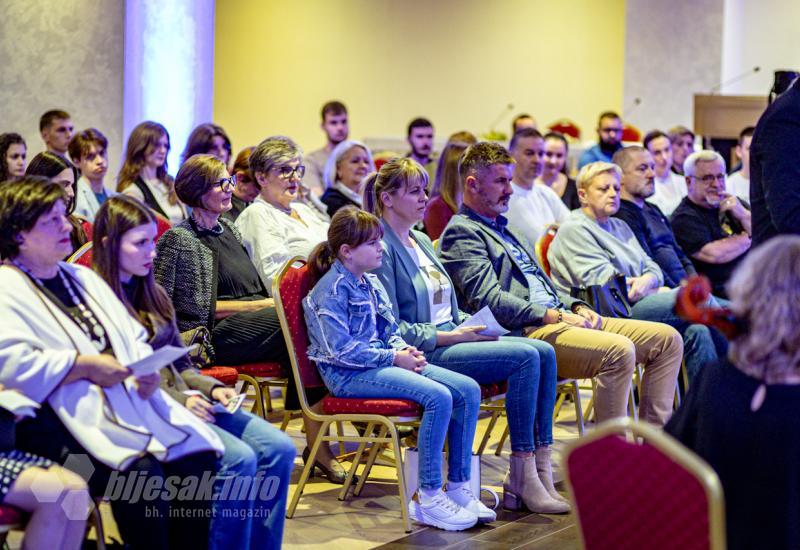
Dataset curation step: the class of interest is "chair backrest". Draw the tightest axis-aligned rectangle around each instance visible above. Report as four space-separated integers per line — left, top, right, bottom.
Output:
154 213 172 241
564 418 725 550
547 118 582 140
66 241 94 267
622 123 642 143
534 226 557 277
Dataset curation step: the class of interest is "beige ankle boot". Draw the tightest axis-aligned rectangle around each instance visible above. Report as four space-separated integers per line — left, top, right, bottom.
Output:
534 446 569 503
503 454 570 514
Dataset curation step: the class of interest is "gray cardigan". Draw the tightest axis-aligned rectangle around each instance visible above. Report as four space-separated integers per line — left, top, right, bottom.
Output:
547 209 664 294
439 206 583 334
371 221 466 353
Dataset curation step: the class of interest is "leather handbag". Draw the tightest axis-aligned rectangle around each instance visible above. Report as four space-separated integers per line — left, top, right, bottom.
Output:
570 274 632 318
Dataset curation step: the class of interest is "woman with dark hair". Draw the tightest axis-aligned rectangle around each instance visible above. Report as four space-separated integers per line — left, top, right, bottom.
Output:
0 176 223 549
0 132 26 182
94 195 295 550
535 132 580 210
118 121 188 224
182 123 233 168
223 146 260 222
25 151 88 252
424 132 477 240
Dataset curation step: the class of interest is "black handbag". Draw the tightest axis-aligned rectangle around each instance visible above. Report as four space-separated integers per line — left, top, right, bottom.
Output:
179 326 216 368
570 275 632 318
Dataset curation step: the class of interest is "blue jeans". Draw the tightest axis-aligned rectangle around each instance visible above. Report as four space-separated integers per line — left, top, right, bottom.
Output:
631 289 728 382
427 332 558 451
210 409 296 550
333 364 480 489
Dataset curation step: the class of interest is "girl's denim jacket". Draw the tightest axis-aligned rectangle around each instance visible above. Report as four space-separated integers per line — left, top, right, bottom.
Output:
303 260 409 395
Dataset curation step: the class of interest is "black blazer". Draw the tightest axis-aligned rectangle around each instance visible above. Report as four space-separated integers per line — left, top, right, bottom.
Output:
321 187 359 218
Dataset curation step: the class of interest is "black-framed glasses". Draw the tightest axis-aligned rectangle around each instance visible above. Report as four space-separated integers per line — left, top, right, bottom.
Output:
213 175 237 192
273 165 306 180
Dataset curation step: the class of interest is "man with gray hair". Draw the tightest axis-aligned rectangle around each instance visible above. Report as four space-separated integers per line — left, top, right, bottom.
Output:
671 150 751 298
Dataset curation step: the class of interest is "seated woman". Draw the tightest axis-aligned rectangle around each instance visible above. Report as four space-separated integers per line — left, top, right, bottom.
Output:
547 161 726 382
365 158 569 514
117 121 188 224
0 176 223 549
0 133 26 182
666 235 800 550
535 133 581 210
0 384 89 550
223 146 259 222
424 132 476 240
25 152 88 251
154 154 345 483
182 123 233 168
320 140 374 217
94 195 295 550
304 207 487 531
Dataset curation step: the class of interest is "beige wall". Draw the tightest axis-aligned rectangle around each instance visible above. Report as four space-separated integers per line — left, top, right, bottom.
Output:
214 0 627 155
0 0 125 174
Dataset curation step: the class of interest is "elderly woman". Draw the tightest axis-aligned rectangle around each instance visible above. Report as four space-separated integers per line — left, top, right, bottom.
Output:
666 235 800 550
365 158 568 514
547 161 726 382
0 176 223 549
320 139 374 217
156 153 346 483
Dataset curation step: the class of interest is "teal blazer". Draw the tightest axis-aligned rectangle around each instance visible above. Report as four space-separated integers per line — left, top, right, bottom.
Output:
371 220 466 352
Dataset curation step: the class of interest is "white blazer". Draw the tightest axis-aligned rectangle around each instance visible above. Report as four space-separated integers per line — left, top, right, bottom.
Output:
73 176 117 223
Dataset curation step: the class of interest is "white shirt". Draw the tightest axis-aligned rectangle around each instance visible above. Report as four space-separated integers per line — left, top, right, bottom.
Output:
74 176 117 222
647 171 688 216
123 178 188 224
726 171 750 203
404 242 453 326
235 196 330 287
506 181 570 247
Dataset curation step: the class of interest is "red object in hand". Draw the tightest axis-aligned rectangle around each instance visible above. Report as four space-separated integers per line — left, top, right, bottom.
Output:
674 275 743 338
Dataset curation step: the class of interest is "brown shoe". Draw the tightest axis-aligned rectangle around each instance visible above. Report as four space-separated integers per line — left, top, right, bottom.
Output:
503 454 570 514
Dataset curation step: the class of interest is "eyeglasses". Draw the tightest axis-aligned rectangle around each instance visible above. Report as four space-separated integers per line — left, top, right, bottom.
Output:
213 175 237 192
692 174 727 185
273 165 306 180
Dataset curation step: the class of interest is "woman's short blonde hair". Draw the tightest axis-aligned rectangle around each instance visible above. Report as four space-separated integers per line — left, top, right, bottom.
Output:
728 235 800 381
576 161 622 191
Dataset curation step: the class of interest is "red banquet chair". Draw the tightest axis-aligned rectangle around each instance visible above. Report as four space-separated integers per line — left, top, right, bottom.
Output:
547 119 582 141
622 124 642 143
564 417 726 550
273 257 422 532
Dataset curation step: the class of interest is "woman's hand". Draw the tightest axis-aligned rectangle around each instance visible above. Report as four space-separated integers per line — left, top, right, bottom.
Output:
575 306 603 330
134 373 161 399
72 355 131 387
185 395 216 423
627 274 659 302
211 387 237 406
436 326 498 346
393 347 427 373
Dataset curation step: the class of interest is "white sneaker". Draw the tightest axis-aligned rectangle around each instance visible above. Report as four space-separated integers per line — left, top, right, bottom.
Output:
446 483 497 523
408 490 478 531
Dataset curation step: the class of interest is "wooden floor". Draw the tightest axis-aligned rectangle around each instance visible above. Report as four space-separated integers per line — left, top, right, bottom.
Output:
7 386 589 549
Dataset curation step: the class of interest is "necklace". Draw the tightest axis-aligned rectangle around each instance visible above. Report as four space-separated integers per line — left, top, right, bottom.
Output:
191 213 224 235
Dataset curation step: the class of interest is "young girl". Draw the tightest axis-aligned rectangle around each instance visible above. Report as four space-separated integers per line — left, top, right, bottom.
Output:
93 195 295 550
303 206 489 531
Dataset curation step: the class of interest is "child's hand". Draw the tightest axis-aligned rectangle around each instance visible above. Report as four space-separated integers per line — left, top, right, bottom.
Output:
394 347 428 373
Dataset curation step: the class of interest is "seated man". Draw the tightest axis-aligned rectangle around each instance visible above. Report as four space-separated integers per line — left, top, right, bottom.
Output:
305 100 348 197
643 130 688 216
440 142 682 426
68 128 115 222
407 117 437 182
671 151 751 298
40 109 74 159
512 113 537 133
726 126 754 202
577 111 623 169
506 128 569 246
668 125 695 175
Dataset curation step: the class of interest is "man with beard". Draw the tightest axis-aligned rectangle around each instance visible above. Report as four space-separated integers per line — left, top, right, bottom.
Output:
506 128 569 247
643 130 689 216
671 151 751 298
305 100 349 197
577 111 624 169
407 117 437 181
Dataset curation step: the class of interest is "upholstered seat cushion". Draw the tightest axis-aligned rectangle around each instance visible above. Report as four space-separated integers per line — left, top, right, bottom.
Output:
322 396 422 417
480 381 508 401
200 366 240 386
232 362 285 378
0 505 23 528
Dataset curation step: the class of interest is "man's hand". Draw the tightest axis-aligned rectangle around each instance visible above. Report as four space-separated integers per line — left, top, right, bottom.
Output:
575 306 603 330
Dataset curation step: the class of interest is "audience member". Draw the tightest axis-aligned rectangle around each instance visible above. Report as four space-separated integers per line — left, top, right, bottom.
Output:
668 125 695 175
94 195 295 550
39 109 74 158
0 133 26 182
236 136 329 287
750 77 800 245
407 117 436 181
424 132 477 240
304 207 483 531
305 100 349 196
506 128 569 247
671 151 751 298
726 127 754 202
118 121 188 224
643 130 688 215
577 111 623 169
0 176 222 549
439 142 682 426
547 161 724 382
182 123 233 168
68 128 115 222
223 146 259 222
321 139 374 217
667 236 800 550
512 113 537 133
536 132 580 210
365 158 569 514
